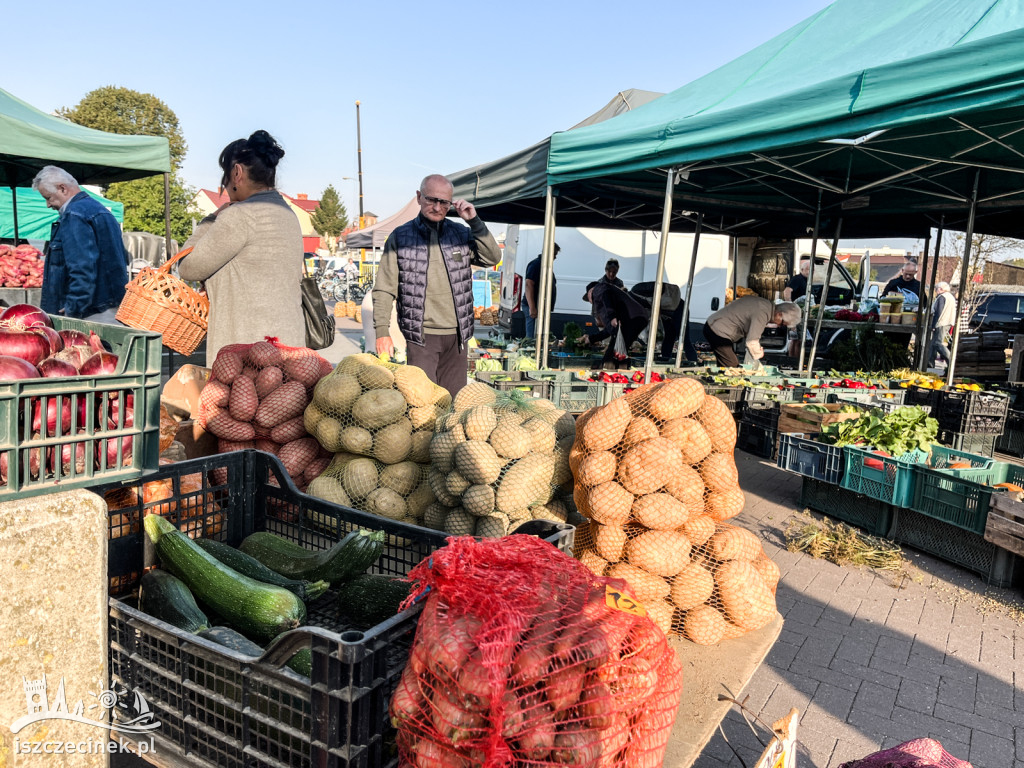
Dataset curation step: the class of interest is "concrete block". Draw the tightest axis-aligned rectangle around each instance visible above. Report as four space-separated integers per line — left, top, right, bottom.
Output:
0 490 110 768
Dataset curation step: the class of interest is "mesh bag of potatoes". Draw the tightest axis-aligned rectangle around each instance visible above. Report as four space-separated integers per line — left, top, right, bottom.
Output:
423 381 577 538
197 339 334 492
303 353 450 466
570 377 780 645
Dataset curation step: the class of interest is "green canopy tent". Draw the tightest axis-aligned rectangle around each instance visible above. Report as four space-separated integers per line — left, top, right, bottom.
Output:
0 86 171 247
1 187 123 241
539 0 1024 378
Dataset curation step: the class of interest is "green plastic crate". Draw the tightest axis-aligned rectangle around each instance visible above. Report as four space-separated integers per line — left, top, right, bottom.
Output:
473 370 551 400
910 458 1024 535
526 371 602 413
0 316 161 501
840 445 929 508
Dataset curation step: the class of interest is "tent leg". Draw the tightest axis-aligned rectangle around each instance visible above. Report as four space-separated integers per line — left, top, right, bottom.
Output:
920 222 944 371
674 214 703 368
948 174 980 385
535 187 556 368
799 192 823 374
913 232 933 371
806 218 844 370
163 173 173 258
643 169 677 380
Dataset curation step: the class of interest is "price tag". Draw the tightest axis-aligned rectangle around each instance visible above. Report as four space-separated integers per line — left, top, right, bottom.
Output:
605 585 646 617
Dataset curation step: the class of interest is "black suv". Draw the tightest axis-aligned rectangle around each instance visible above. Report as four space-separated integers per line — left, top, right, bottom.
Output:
970 292 1024 333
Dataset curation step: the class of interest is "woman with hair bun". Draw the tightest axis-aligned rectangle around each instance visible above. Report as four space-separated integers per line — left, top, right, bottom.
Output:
181 130 305 365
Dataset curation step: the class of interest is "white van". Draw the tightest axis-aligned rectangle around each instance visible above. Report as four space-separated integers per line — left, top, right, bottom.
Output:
498 224 732 335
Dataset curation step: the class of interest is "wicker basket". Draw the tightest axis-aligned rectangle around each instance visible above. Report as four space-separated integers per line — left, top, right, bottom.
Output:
116 247 209 355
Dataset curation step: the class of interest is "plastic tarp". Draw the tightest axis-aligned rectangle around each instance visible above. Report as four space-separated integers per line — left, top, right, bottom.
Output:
0 87 171 187
1 187 123 240
448 89 661 224
343 197 421 250
545 0 1024 238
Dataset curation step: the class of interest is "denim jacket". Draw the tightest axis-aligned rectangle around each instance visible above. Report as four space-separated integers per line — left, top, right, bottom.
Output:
41 192 128 318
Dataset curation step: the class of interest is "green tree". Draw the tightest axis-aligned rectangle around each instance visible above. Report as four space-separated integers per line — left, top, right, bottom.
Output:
310 185 349 254
58 86 199 243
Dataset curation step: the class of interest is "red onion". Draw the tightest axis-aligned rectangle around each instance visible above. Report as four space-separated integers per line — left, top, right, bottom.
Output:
54 347 89 371
80 351 119 376
33 326 64 355
33 397 72 437
97 435 133 469
0 304 52 328
88 331 105 353
55 440 88 476
58 329 91 348
38 357 79 378
0 327 51 367
0 355 40 381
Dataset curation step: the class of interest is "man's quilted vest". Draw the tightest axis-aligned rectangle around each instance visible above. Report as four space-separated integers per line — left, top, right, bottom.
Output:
392 217 475 347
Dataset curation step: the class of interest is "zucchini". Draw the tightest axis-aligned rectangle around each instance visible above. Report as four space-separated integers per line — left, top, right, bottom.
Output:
139 569 210 633
200 626 312 678
335 574 411 627
194 538 329 602
238 528 386 585
144 515 306 641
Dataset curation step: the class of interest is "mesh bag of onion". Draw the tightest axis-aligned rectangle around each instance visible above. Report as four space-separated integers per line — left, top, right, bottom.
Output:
569 378 780 644
390 535 683 768
422 382 577 539
197 338 334 494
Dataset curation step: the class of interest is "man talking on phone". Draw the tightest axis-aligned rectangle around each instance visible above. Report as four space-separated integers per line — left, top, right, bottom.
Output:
373 174 501 397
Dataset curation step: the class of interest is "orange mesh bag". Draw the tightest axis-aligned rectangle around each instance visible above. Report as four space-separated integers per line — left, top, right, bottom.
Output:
571 378 779 643
197 338 334 494
422 384 576 538
390 535 683 768
302 353 450 526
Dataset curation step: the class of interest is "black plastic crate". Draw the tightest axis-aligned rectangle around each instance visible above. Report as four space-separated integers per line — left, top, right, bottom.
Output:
996 410 1024 457
702 383 745 413
800 477 895 537
937 388 1010 420
937 430 996 458
937 411 1006 435
740 401 780 430
905 385 941 410
777 433 844 484
102 450 574 768
736 420 777 459
890 506 1021 588
744 386 797 407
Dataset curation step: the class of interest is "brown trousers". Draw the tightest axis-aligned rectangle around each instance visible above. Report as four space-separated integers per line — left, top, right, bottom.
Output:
407 333 468 399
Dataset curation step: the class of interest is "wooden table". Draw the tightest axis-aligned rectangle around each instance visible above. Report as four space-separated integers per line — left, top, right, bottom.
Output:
663 613 784 767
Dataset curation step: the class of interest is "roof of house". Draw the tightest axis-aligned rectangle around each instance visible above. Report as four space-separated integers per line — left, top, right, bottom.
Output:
285 193 319 213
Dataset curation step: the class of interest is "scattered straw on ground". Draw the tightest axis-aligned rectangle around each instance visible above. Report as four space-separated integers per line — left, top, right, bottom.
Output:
785 511 905 571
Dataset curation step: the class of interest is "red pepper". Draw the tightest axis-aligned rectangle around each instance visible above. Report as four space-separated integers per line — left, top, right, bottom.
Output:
865 458 884 470
600 372 613 383
650 372 664 382
632 371 645 383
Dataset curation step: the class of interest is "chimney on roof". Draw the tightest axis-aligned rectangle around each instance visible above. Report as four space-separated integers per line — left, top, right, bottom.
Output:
297 194 308 200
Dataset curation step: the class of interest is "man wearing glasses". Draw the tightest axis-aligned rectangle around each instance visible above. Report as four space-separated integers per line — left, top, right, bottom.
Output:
373 174 501 396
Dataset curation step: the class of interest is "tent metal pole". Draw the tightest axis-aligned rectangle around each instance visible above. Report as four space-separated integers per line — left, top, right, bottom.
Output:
913 232 932 370
11 186 19 243
535 187 555 367
675 214 703 368
643 169 676 380
922 222 944 370
806 217 843 370
540 195 558 366
163 173 173 259
948 173 980 386
799 192 823 374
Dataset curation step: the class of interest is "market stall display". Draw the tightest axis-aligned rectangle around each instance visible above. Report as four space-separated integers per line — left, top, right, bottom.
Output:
0 244 43 288
570 377 781 643
391 534 683 768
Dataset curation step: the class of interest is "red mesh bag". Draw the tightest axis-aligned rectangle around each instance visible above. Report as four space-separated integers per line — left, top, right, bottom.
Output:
197 337 333 493
838 738 972 767
570 377 780 644
391 535 683 768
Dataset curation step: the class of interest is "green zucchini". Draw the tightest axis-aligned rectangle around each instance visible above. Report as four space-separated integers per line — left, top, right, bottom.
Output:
194 538 329 602
139 569 210 633
200 627 312 678
238 528 386 585
335 574 411 627
144 515 306 642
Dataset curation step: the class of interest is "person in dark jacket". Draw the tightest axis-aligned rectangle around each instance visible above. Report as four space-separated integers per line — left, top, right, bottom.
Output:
580 281 651 368
600 259 625 288
32 165 129 322
372 174 501 397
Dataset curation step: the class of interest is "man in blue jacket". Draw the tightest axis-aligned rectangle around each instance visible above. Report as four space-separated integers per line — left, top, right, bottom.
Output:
32 166 128 321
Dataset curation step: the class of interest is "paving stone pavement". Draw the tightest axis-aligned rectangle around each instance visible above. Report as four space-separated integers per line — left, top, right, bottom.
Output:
693 450 1024 768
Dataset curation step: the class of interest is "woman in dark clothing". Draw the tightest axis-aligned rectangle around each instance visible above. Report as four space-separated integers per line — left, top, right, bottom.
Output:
580 280 651 367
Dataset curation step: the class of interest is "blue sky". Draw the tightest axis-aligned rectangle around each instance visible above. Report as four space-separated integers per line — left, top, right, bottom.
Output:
5 0 844 221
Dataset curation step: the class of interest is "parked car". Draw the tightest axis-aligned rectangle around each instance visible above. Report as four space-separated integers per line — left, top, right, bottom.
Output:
969 292 1024 333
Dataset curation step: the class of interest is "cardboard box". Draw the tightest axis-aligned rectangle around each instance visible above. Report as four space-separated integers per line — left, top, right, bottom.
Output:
162 364 210 419
778 402 863 435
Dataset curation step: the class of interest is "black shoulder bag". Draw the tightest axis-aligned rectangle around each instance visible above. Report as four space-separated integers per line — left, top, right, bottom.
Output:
301 262 335 350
